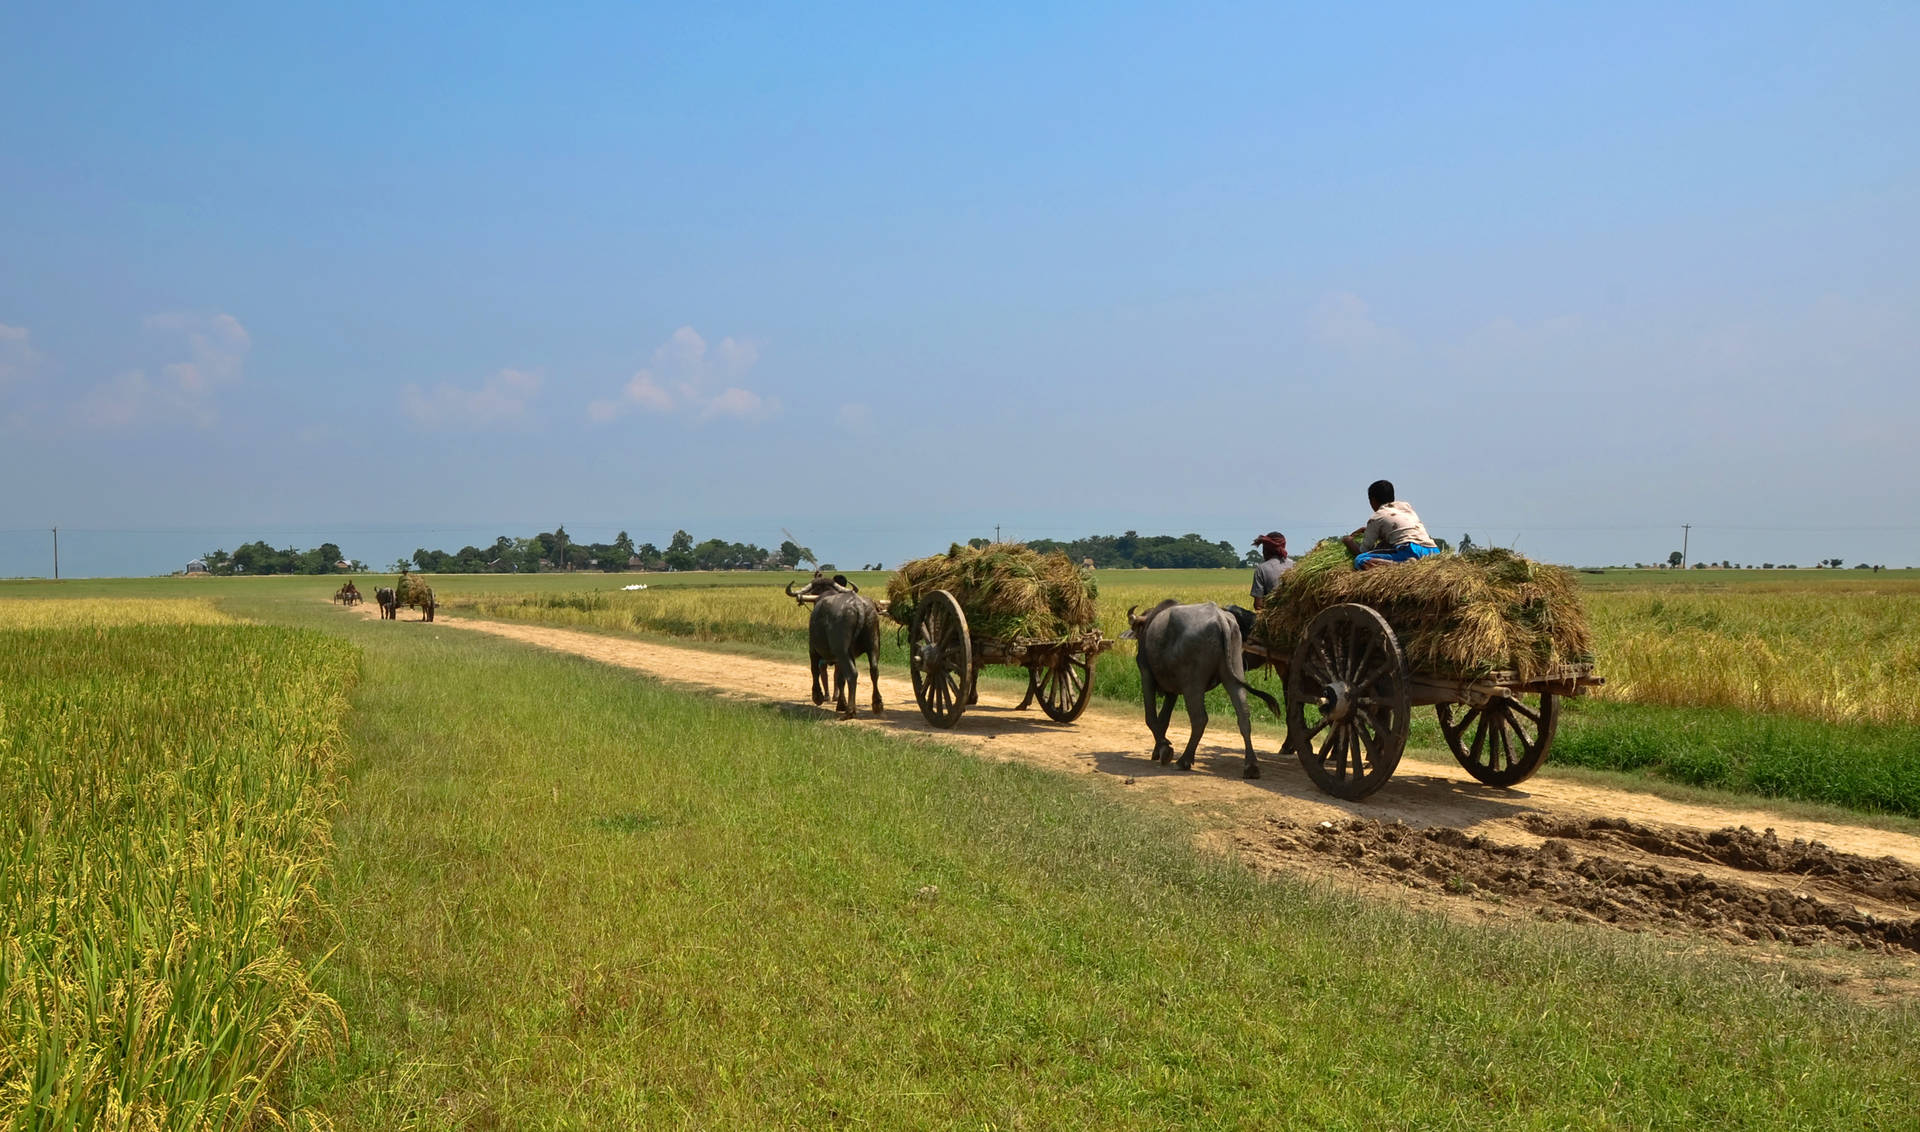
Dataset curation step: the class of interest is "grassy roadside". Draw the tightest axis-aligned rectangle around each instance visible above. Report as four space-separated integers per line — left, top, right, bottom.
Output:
262 597 1920 1127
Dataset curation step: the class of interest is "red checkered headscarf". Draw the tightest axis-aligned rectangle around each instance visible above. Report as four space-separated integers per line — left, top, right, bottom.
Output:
1252 532 1288 559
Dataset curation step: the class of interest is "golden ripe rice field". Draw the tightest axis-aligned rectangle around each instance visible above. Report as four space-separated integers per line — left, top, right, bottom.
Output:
0 597 357 1128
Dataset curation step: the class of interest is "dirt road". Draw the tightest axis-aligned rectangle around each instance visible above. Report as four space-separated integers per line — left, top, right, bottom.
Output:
359 606 1920 998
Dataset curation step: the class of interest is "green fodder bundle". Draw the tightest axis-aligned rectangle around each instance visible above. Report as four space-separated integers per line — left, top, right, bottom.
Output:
396 571 434 607
1255 543 1593 680
886 542 1098 640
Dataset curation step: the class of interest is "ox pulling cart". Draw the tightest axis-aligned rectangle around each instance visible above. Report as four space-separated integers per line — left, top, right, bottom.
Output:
1243 603 1602 801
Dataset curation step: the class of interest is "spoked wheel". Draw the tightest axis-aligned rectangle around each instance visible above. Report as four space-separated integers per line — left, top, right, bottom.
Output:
1286 604 1411 801
1437 693 1559 787
910 589 972 728
1029 651 1095 723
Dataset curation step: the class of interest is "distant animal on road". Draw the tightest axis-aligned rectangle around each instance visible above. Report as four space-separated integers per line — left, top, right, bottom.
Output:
375 587 398 619
1123 600 1281 778
787 574 883 717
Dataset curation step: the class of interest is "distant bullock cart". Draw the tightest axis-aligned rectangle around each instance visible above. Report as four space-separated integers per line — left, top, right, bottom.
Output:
882 546 1115 729
904 590 1114 728
392 573 437 621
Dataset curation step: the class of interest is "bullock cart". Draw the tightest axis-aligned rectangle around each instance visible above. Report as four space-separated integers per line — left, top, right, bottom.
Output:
792 583 1116 728
1243 603 1602 801
904 589 1117 728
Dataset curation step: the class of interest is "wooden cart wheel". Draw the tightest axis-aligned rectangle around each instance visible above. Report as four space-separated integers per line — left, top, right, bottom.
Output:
1286 604 1411 801
910 589 972 728
1437 693 1559 787
1029 651 1095 723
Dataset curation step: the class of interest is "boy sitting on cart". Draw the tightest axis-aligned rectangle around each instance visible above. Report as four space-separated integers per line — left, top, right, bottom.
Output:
1341 479 1440 570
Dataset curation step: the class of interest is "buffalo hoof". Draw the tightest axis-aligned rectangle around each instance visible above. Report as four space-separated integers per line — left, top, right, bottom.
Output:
871 700 884 714
812 690 826 706
1243 763 1261 779
1177 753 1195 771
1152 744 1174 765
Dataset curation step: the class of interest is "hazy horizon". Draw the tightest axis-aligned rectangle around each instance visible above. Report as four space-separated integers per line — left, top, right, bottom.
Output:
3 510 1904 581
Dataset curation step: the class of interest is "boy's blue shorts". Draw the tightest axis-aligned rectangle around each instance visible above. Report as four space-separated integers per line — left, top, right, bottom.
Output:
1353 543 1441 569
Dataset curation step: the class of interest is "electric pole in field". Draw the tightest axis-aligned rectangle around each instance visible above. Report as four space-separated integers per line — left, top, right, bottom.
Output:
1681 524 1691 570
51 526 58 580
995 524 1001 543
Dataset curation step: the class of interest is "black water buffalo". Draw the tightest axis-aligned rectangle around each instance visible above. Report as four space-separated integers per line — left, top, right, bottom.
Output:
787 574 883 717
1123 600 1281 778
375 587 398 619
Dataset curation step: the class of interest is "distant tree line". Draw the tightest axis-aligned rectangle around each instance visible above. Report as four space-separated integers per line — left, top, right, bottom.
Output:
197 528 821 576
405 527 819 574
196 542 355 576
1022 531 1247 569
402 527 820 574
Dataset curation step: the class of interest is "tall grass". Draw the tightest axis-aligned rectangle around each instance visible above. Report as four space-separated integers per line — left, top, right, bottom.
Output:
0 615 357 1128
0 598 234 629
1587 590 1920 725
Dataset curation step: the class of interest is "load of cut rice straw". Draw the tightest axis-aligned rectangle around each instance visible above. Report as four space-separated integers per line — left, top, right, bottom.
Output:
1253 539 1594 680
395 571 434 606
886 542 1098 640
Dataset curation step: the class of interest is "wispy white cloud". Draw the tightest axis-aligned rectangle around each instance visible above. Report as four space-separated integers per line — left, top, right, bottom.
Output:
76 312 251 429
589 326 776 423
0 323 38 386
1308 291 1402 353
701 386 771 420
403 368 542 430
836 401 874 433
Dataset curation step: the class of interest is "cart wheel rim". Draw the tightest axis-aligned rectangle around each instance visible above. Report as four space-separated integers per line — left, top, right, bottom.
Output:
1034 651 1095 723
1438 693 1558 787
910 590 971 728
1286 603 1410 801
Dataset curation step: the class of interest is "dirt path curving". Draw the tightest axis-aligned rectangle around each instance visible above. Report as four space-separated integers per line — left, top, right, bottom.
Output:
354 605 1920 999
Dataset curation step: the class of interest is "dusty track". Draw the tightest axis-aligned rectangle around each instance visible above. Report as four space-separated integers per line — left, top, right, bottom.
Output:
357 605 1920 999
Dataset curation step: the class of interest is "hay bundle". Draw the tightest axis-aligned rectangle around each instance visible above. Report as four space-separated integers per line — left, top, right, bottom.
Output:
1254 540 1593 680
886 543 1097 640
395 572 434 608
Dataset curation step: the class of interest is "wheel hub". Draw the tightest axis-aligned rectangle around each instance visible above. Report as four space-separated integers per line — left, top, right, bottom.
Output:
1319 679 1354 723
918 643 945 673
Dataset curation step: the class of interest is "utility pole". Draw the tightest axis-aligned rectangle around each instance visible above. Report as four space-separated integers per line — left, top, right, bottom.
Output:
51 526 58 580
995 524 1001 543
1681 524 1691 570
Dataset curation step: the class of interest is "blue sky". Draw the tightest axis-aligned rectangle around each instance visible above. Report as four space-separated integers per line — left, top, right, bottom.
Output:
3 2 1916 576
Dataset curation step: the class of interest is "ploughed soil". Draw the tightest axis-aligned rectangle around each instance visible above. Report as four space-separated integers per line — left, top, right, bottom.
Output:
353 605 1920 1001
